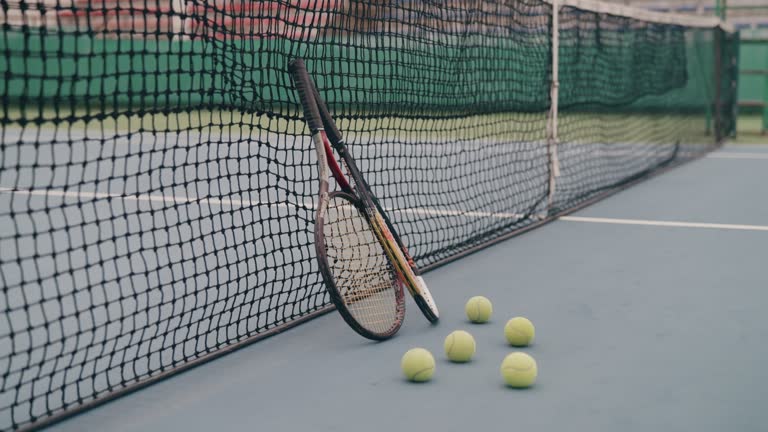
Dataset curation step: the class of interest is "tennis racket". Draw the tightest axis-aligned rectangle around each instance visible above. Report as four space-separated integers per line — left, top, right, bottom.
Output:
308 72 439 323
289 58 439 340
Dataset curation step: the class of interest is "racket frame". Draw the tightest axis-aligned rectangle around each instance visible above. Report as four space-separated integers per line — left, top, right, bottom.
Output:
290 58 406 340
306 65 439 322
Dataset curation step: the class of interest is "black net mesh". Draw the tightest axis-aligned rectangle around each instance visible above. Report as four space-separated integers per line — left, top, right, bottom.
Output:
0 0 737 429
553 8 734 210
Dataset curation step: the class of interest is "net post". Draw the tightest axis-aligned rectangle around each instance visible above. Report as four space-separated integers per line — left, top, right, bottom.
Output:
730 32 739 139
705 95 712 136
547 0 561 211
714 28 723 142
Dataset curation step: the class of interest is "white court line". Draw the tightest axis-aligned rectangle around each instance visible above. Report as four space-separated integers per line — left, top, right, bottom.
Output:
10 188 764 232
707 152 768 160
0 187 313 210
0 187 529 220
560 216 768 232
0 187 529 219
389 206 525 220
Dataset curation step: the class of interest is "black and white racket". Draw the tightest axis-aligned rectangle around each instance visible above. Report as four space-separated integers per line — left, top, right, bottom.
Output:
289 58 439 340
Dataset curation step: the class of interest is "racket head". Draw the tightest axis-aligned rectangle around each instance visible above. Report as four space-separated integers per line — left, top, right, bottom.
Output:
315 191 406 340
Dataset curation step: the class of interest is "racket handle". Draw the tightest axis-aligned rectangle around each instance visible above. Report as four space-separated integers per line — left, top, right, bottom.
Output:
415 276 439 320
416 276 429 291
288 58 323 133
312 85 343 145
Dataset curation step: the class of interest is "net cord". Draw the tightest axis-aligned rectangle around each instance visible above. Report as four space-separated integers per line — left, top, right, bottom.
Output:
548 0 734 32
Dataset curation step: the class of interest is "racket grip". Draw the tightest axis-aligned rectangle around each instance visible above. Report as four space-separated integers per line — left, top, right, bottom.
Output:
312 85 343 145
416 276 429 291
288 58 323 133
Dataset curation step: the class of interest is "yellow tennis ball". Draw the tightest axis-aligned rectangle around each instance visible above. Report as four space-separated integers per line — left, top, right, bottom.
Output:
504 317 535 346
443 330 476 362
465 296 493 323
500 352 537 388
401 348 435 382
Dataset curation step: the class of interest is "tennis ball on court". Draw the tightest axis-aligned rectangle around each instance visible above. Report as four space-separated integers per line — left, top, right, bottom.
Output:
401 348 435 382
465 296 493 323
500 352 538 388
504 317 535 347
444 330 476 362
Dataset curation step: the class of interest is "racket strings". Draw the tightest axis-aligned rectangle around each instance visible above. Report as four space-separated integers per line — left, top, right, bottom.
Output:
324 196 402 334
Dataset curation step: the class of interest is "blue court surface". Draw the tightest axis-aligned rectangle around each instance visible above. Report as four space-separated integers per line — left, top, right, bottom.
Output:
44 143 768 432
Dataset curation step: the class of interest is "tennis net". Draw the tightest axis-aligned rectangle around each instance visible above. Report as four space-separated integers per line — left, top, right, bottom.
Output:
0 0 736 429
